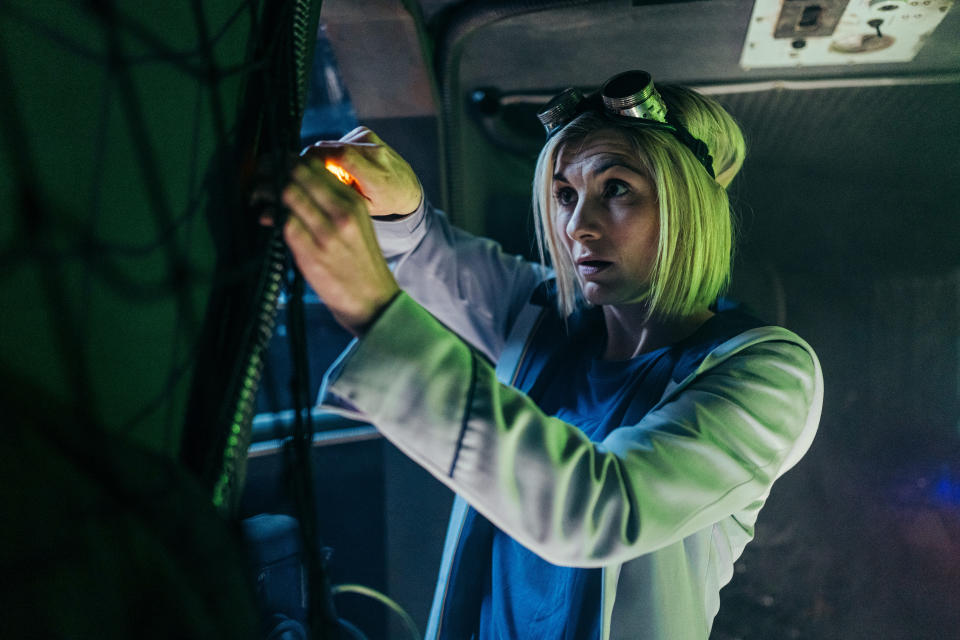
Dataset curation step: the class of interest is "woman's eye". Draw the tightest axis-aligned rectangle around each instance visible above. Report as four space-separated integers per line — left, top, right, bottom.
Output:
603 180 629 198
554 187 576 206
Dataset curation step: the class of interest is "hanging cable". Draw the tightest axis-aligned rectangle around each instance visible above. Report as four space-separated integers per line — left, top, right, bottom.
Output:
332 584 421 640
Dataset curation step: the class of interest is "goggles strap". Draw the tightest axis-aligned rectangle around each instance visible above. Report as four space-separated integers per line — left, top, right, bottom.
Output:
664 114 715 179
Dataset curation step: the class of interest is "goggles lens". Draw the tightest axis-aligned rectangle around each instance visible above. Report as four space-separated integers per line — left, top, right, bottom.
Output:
536 87 585 138
600 70 667 122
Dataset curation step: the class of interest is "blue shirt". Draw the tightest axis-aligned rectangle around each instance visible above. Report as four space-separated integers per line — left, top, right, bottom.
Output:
476 306 764 639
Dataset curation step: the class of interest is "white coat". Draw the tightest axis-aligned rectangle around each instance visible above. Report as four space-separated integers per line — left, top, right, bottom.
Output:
320 197 823 639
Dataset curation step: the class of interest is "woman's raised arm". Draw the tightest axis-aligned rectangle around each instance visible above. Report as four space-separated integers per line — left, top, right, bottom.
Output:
285 127 548 360
320 292 822 567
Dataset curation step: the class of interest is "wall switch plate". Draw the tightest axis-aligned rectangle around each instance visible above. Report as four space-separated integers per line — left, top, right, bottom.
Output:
741 0 956 68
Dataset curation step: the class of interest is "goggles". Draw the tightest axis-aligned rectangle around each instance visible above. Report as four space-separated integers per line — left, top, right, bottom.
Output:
536 70 715 178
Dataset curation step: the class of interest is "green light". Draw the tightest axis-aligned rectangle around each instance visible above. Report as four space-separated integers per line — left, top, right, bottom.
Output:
212 483 225 508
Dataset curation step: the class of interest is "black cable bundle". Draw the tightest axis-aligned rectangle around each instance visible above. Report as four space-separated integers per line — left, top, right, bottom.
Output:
284 268 342 640
178 0 340 637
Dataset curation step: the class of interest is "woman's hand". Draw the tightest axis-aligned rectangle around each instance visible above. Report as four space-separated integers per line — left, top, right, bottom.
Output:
300 126 421 217
282 152 401 336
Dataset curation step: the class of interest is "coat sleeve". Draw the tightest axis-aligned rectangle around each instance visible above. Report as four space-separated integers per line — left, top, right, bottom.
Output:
371 191 548 361
320 292 823 568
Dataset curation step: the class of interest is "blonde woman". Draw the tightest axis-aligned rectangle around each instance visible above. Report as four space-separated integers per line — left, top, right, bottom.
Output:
281 71 823 640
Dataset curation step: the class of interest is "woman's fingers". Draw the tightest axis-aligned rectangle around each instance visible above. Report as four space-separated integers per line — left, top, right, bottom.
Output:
302 140 376 172
280 151 400 335
282 208 318 254
340 126 383 144
340 126 370 142
287 161 365 225
282 180 333 243
297 128 420 217
299 144 377 198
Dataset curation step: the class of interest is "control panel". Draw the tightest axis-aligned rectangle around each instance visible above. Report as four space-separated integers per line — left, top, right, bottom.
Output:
741 0 956 68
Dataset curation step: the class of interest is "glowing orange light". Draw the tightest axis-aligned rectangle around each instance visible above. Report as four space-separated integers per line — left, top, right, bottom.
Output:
324 160 355 186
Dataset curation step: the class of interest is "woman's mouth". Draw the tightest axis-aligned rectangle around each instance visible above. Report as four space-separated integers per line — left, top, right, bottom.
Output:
577 259 613 276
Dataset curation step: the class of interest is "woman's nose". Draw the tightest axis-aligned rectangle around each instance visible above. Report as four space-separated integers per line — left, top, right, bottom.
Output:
566 199 602 241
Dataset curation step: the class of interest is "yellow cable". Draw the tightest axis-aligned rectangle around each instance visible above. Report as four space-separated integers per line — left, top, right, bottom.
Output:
332 583 421 640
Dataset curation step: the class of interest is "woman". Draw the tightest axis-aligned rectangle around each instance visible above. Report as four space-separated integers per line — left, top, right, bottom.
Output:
281 71 823 640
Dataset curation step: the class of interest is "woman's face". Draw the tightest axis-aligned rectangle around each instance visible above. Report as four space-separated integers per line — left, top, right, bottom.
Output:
553 128 660 308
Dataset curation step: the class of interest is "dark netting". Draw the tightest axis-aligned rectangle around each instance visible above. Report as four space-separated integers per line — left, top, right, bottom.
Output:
1 0 282 467
0 1 342 636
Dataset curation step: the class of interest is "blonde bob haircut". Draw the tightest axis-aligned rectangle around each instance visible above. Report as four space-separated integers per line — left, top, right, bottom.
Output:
531 85 746 320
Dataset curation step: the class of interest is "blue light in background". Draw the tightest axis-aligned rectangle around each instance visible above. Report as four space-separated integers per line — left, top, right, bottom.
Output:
932 467 960 506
